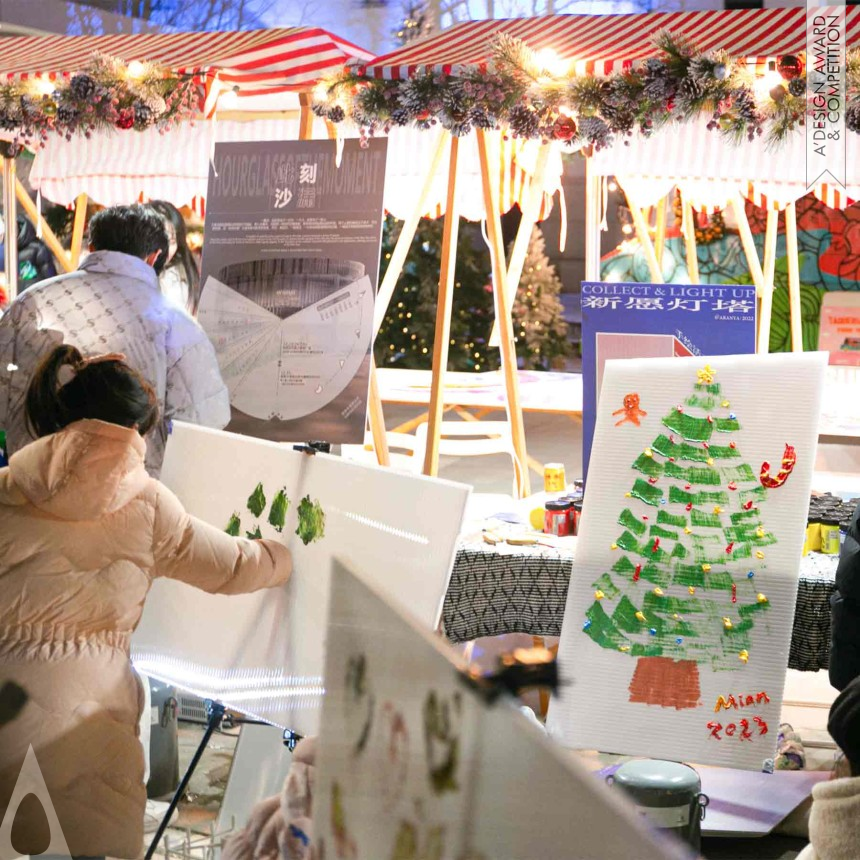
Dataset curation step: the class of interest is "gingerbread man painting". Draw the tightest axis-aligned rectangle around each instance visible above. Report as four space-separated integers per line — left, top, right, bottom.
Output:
614 393 647 427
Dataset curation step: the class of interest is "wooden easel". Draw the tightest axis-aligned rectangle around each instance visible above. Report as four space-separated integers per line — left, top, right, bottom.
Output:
365 129 536 497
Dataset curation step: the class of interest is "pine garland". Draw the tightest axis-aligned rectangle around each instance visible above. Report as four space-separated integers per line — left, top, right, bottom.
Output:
314 33 844 152
0 52 200 146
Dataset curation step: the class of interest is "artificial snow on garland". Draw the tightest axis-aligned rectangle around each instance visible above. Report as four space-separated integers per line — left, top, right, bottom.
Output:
0 53 201 147
314 31 860 152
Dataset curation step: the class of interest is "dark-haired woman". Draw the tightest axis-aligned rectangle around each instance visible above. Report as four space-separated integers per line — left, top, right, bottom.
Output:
0 345 292 860
147 201 200 315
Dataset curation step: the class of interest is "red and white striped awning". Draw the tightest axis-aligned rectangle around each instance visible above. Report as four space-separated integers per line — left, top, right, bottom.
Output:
0 27 372 102
363 7 860 79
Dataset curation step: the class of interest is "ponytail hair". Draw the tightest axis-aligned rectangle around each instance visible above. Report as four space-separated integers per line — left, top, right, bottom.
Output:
25 345 159 440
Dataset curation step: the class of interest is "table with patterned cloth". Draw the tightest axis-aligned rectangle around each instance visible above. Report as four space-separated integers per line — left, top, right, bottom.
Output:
442 540 839 672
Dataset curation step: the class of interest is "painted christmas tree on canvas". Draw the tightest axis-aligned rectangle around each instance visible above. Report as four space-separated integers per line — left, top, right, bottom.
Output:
582 364 795 710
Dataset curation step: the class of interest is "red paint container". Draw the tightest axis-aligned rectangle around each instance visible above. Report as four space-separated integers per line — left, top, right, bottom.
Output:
544 500 571 536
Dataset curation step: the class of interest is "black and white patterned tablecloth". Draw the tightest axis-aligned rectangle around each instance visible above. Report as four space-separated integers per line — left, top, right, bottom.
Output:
443 541 838 672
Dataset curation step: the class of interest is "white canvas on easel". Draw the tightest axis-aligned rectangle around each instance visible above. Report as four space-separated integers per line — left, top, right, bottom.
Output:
131 422 469 735
312 558 692 860
547 352 827 771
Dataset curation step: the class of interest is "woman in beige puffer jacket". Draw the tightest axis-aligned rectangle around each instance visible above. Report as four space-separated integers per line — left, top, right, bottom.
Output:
0 345 292 859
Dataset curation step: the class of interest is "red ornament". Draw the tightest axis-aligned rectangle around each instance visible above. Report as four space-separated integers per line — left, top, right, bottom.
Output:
669 457 676 462
707 415 714 423
778 55 803 81
727 481 738 491
633 564 642 582
729 441 737 449
651 538 661 553
702 442 710 450
553 114 577 141
669 435 676 443
743 500 755 511
648 477 659 485
726 542 735 555
684 484 691 490
732 583 738 603
685 502 693 511
677 406 684 413
116 109 134 130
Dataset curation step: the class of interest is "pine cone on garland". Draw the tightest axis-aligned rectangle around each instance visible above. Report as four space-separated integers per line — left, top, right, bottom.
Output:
687 57 715 85
69 73 96 101
312 102 328 117
507 104 541 138
642 58 677 102
133 101 154 129
676 75 706 113
469 107 496 130
56 104 80 126
847 102 860 134
578 115 613 150
788 78 806 98
328 105 346 123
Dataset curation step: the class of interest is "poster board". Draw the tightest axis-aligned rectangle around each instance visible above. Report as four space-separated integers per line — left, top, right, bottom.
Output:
131 422 469 734
818 291 860 365
547 353 827 771
198 139 387 444
581 282 757 481
312 558 692 860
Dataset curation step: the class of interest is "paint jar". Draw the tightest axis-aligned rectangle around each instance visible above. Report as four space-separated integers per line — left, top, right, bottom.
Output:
572 501 583 536
544 500 571 536
806 519 822 553
544 463 566 494
821 518 841 555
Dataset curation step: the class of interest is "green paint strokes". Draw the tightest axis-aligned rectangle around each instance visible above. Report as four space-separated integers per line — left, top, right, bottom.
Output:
630 478 664 506
632 453 663 479
722 464 757 483
267 488 290 533
691 508 723 529
658 510 687 528
246 525 263 539
731 509 761 524
612 556 636 575
714 417 741 433
650 524 679 540
669 486 730 507
592 572 621 600
694 382 721 395
584 601 629 650
611 595 646 633
740 486 768 506
225 513 241 536
296 496 326 545
639 563 673 588
662 409 715 442
685 393 718 410
247 482 267 518
671 542 688 560
651 434 740 463
664 462 721 485
618 508 647 536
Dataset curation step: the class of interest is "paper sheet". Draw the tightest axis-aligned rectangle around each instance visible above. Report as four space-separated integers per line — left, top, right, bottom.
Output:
547 353 827 770
131 422 469 734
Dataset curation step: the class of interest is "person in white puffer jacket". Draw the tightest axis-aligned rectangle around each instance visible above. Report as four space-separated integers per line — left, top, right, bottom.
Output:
797 676 860 860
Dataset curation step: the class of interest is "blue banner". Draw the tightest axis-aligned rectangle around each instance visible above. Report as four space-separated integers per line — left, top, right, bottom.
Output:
581 282 757 482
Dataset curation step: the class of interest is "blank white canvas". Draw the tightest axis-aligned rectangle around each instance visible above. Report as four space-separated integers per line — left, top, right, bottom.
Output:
312 559 692 860
131 422 469 734
547 353 827 771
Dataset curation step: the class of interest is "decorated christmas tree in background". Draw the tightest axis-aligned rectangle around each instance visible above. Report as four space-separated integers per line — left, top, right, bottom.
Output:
511 226 570 370
374 216 571 371
584 365 777 710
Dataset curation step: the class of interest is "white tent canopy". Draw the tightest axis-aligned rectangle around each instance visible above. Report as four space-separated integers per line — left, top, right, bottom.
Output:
591 117 860 210
29 120 564 223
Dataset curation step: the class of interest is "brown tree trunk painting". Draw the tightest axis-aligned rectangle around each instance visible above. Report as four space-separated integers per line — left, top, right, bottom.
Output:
628 656 701 710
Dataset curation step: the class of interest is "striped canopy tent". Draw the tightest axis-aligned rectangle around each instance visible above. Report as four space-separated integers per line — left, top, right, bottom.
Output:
363 6 856 78
0 27 374 112
1 26 375 290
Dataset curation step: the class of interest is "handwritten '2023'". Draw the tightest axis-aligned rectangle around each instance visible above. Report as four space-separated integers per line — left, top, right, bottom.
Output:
707 716 768 741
